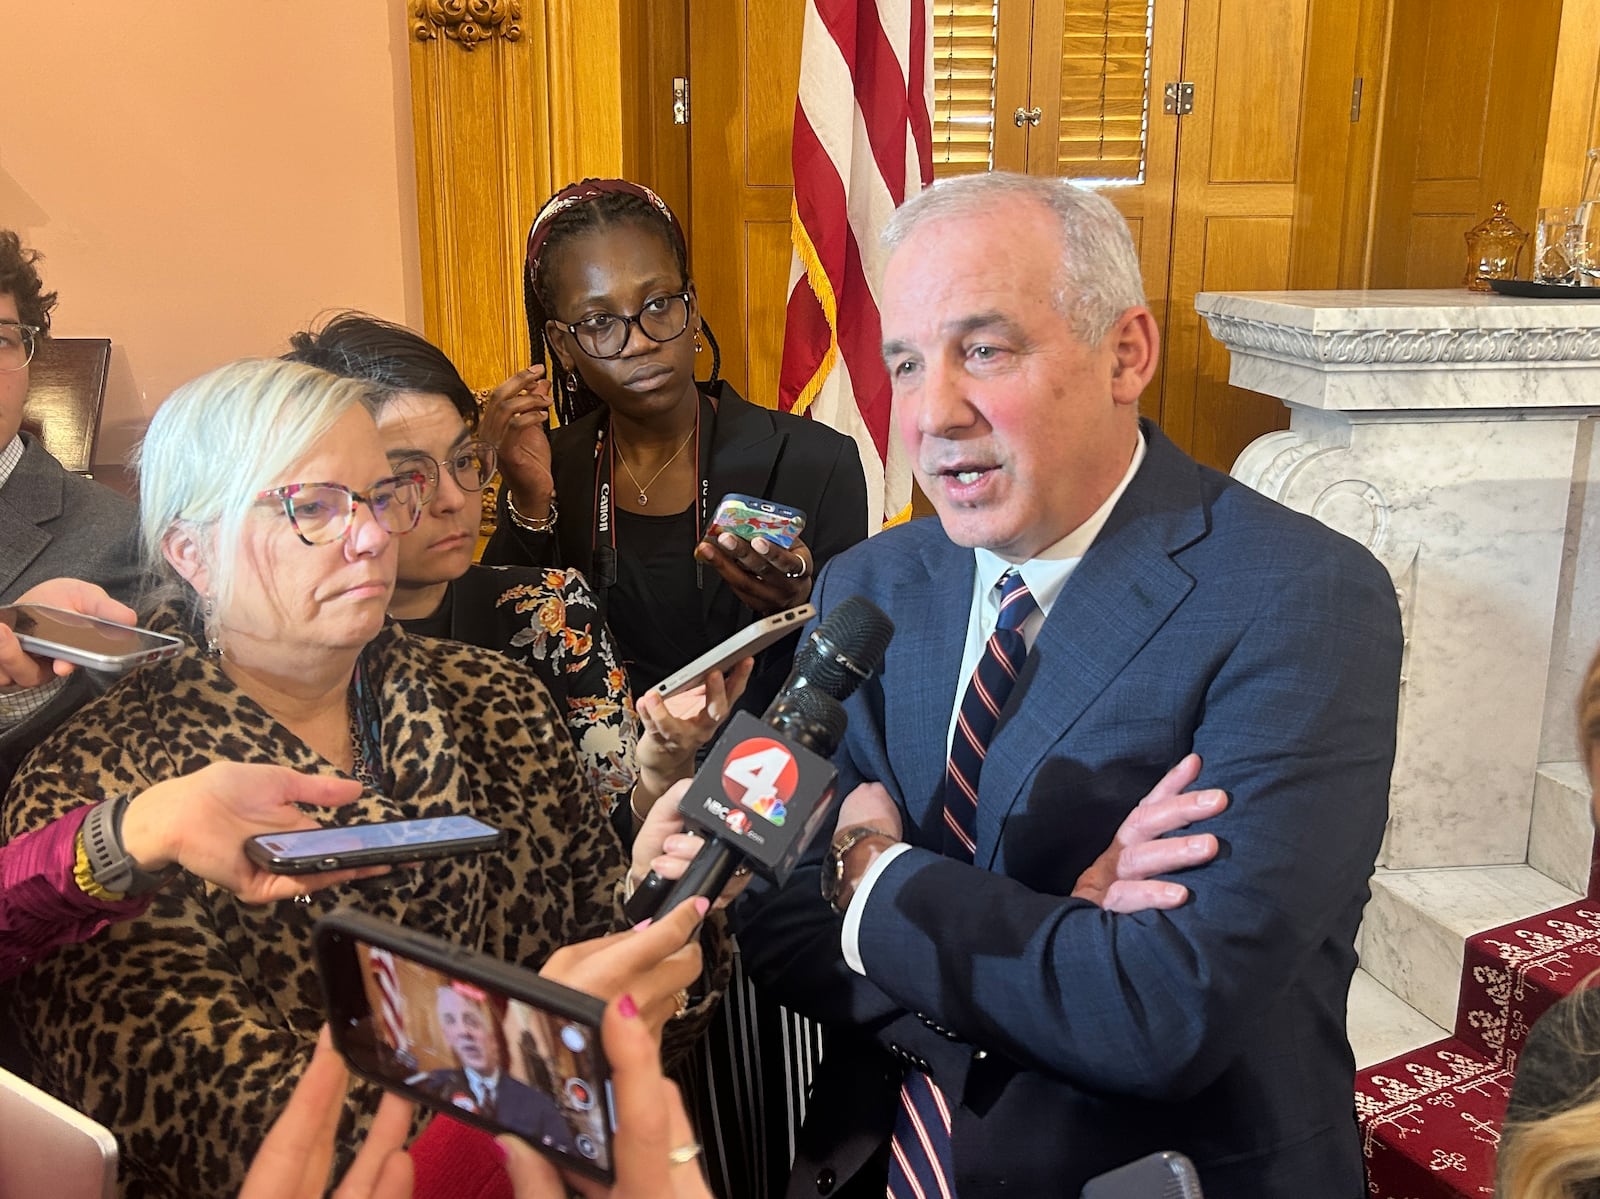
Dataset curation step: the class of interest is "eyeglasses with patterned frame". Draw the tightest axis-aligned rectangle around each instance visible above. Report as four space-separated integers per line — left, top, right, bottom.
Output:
256 471 429 546
557 290 692 360
0 321 40 372
389 440 498 505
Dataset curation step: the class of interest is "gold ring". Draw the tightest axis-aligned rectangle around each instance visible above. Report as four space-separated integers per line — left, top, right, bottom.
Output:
672 987 691 1018
667 1141 703 1166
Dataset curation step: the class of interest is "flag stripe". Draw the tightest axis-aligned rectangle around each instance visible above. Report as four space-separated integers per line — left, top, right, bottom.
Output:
781 0 932 531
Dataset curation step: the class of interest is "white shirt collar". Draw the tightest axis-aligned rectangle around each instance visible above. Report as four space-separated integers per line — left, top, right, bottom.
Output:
972 429 1147 617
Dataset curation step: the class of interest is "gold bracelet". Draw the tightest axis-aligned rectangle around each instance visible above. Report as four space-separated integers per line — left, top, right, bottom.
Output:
506 491 558 533
628 782 650 826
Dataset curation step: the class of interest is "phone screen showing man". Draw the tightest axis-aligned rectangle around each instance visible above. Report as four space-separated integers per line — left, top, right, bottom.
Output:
348 941 611 1171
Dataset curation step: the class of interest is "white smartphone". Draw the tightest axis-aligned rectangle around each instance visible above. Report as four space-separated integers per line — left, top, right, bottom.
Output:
0 604 186 672
651 604 816 700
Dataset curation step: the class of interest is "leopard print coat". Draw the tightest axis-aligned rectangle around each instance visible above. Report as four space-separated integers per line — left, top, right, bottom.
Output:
2 621 628 1197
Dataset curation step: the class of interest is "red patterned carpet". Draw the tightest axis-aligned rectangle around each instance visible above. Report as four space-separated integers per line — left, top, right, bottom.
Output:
1357 870 1600 1197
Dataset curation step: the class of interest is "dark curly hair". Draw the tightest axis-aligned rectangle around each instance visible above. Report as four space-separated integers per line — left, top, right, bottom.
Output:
525 191 720 425
0 230 60 335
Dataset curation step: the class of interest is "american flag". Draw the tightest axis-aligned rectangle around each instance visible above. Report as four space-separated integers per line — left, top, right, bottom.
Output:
778 0 934 530
367 946 415 1068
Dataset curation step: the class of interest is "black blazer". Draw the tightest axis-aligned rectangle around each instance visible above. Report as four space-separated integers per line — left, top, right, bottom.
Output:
484 381 868 713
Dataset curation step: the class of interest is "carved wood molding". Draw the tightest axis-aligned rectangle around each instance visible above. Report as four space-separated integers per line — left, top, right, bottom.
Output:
411 0 522 50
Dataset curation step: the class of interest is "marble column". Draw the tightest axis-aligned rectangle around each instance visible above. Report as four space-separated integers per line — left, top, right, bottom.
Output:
1195 289 1600 869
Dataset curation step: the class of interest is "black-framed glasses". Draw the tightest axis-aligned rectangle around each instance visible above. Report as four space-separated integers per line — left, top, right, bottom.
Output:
559 291 692 360
390 441 498 504
0 321 40 372
256 471 428 546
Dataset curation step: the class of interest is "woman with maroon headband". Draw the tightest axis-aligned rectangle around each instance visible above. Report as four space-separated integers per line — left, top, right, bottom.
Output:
479 179 868 1199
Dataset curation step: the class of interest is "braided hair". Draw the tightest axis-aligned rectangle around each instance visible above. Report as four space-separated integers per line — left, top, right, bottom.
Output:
524 185 721 426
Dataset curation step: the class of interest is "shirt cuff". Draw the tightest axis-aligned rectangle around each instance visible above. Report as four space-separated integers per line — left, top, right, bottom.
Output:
841 842 913 975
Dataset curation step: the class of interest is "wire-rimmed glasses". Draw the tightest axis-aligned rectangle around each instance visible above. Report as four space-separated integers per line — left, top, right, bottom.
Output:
257 471 428 546
559 291 692 360
390 441 498 504
0 321 40 372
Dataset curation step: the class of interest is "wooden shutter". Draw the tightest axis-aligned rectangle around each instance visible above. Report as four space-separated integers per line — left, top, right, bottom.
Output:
931 0 1000 178
1056 0 1153 183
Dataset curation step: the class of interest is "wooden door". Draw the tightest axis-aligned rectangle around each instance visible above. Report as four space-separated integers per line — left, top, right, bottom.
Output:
1021 0 1185 416
1158 0 1367 469
686 0 807 407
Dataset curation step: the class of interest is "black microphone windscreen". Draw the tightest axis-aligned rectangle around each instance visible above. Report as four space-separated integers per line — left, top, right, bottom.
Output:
768 683 849 754
792 596 895 701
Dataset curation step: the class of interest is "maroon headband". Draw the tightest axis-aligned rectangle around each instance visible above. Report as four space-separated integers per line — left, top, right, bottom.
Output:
524 178 685 284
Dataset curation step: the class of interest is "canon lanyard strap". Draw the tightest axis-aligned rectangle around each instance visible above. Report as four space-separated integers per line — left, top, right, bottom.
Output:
588 391 715 612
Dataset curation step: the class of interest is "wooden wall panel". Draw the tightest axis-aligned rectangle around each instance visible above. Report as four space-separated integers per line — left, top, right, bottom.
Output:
1188 216 1292 470
747 221 795 404
1368 0 1561 289
1208 0 1310 183
687 0 805 406
625 0 690 220
1539 0 1600 207
410 1 628 392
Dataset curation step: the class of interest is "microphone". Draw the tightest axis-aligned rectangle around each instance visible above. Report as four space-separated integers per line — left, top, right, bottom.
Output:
623 597 894 923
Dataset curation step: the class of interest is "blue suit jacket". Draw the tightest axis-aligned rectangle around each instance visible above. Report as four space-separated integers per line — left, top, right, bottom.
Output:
734 422 1402 1199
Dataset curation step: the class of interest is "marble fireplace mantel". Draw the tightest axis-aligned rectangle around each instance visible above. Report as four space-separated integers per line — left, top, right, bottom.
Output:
1195 289 1600 871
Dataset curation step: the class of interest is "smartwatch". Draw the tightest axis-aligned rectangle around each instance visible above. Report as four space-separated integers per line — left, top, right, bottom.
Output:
82 795 180 897
821 825 899 916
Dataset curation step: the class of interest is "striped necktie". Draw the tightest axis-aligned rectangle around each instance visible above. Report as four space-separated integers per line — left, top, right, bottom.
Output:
888 570 1036 1199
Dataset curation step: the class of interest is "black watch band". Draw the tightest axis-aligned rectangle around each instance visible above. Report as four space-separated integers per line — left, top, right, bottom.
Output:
82 795 180 897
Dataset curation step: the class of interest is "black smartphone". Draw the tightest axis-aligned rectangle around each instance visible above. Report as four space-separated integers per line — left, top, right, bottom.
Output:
243 815 503 875
315 910 615 1182
0 604 186 672
1080 1151 1205 1198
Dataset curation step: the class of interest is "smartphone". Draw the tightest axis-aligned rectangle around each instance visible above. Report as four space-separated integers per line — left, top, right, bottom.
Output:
651 603 816 700
0 604 185 672
706 493 807 549
1080 1151 1205 1199
314 910 614 1182
243 815 504 875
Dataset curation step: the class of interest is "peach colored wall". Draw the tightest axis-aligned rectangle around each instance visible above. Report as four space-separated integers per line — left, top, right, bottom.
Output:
1 2 423 468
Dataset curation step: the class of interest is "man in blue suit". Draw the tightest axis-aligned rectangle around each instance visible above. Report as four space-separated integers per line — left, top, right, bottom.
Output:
735 173 1402 1198
407 987 574 1154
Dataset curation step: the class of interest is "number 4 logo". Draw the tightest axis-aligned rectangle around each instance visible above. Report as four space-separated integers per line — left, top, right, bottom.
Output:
721 738 799 826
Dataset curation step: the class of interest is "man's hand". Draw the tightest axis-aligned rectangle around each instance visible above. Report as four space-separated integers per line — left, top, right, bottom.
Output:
1071 754 1228 914
0 578 135 689
835 782 903 841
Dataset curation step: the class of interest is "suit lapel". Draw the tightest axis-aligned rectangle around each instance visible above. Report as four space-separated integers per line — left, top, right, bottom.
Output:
0 437 66 598
886 535 973 839
973 427 1208 866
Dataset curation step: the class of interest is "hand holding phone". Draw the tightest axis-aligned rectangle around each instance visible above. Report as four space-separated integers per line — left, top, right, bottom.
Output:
245 814 503 875
315 911 618 1182
0 603 184 674
0 580 142 689
705 493 806 549
494 989 716 1199
651 605 815 700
